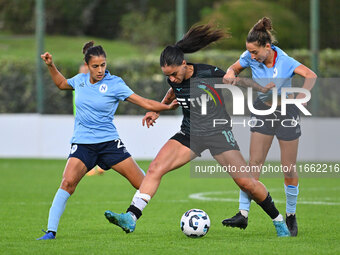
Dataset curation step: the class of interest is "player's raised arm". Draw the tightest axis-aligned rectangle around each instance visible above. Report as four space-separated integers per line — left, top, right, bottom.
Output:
41 52 73 90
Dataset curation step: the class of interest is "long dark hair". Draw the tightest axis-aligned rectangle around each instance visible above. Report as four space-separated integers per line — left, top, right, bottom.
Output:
160 24 227 67
82 41 106 64
246 17 277 47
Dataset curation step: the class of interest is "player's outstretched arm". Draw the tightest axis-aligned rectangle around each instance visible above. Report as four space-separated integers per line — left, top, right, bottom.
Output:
41 52 73 90
126 93 178 112
142 88 177 128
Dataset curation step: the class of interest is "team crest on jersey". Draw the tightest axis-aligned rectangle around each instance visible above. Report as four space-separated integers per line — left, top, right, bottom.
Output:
99 84 108 93
70 144 78 154
273 67 278 78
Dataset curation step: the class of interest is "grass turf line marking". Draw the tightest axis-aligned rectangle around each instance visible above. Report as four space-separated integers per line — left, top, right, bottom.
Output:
189 190 340 206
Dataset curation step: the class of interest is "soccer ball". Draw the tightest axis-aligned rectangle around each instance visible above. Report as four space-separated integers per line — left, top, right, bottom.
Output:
180 209 210 238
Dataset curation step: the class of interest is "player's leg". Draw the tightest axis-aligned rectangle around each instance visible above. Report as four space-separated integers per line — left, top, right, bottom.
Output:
137 139 194 197
59 157 88 194
111 156 145 189
222 132 274 229
102 157 146 234
93 139 143 187
249 132 274 179
279 138 299 236
37 157 88 240
214 150 290 237
277 103 301 236
105 138 194 233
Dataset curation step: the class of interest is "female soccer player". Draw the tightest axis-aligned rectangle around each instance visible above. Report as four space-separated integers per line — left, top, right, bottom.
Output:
221 17 317 236
37 41 178 240
75 63 105 176
105 24 291 237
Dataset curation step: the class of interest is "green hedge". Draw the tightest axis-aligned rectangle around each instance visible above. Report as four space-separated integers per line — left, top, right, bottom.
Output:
0 49 339 116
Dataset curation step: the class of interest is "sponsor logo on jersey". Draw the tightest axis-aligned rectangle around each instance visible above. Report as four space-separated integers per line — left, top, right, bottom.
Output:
175 83 223 110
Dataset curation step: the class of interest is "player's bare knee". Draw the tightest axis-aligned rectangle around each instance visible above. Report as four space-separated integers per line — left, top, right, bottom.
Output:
147 161 164 179
237 179 256 194
60 179 76 195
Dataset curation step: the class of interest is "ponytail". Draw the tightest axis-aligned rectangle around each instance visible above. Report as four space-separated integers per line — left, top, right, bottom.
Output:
247 17 277 47
160 24 227 67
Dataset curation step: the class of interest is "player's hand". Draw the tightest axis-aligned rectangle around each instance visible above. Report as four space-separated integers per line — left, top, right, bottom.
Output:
168 99 179 110
142 112 160 128
295 93 308 106
262 82 276 93
41 52 53 66
223 73 237 85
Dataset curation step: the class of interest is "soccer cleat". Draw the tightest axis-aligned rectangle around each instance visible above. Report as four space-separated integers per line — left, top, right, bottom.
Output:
104 211 136 233
221 212 248 229
36 230 56 240
273 220 291 237
286 214 298 236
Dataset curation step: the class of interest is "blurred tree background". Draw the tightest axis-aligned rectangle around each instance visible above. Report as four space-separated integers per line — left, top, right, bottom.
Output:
0 0 339 115
0 0 338 49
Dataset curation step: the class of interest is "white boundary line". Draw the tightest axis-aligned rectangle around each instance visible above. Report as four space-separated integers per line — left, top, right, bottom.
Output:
189 190 340 206
5 188 340 206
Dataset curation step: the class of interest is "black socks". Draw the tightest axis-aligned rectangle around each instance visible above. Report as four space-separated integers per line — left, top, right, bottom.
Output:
257 193 280 219
127 205 142 220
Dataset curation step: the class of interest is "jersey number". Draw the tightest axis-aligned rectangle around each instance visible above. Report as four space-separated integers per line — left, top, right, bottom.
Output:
222 130 236 147
115 139 124 149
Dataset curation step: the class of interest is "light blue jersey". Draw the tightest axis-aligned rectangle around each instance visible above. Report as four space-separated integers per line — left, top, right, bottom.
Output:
67 70 134 144
239 45 301 102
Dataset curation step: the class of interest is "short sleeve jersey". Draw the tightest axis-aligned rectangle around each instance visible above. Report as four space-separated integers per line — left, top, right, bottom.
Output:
167 63 231 136
67 70 134 144
239 45 301 102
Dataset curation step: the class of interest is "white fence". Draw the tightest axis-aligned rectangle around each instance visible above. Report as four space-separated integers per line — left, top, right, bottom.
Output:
0 114 339 161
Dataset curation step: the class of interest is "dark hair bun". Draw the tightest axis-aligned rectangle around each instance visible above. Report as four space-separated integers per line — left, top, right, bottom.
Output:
82 41 94 54
254 17 272 32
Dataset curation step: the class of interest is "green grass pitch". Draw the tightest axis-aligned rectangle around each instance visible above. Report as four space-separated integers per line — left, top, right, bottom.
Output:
1 159 339 255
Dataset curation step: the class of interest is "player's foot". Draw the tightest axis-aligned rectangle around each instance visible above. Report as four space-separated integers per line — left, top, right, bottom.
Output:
273 220 291 237
36 230 56 240
221 212 248 229
286 214 298 236
104 211 136 233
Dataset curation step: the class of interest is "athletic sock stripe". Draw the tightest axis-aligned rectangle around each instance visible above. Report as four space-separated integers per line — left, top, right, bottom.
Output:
127 205 142 219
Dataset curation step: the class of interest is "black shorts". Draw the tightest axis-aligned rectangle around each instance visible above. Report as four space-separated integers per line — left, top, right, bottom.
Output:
68 139 131 171
170 130 240 157
250 98 301 141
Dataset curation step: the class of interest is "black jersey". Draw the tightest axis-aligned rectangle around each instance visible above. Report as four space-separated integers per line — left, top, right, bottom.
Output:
167 63 232 136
